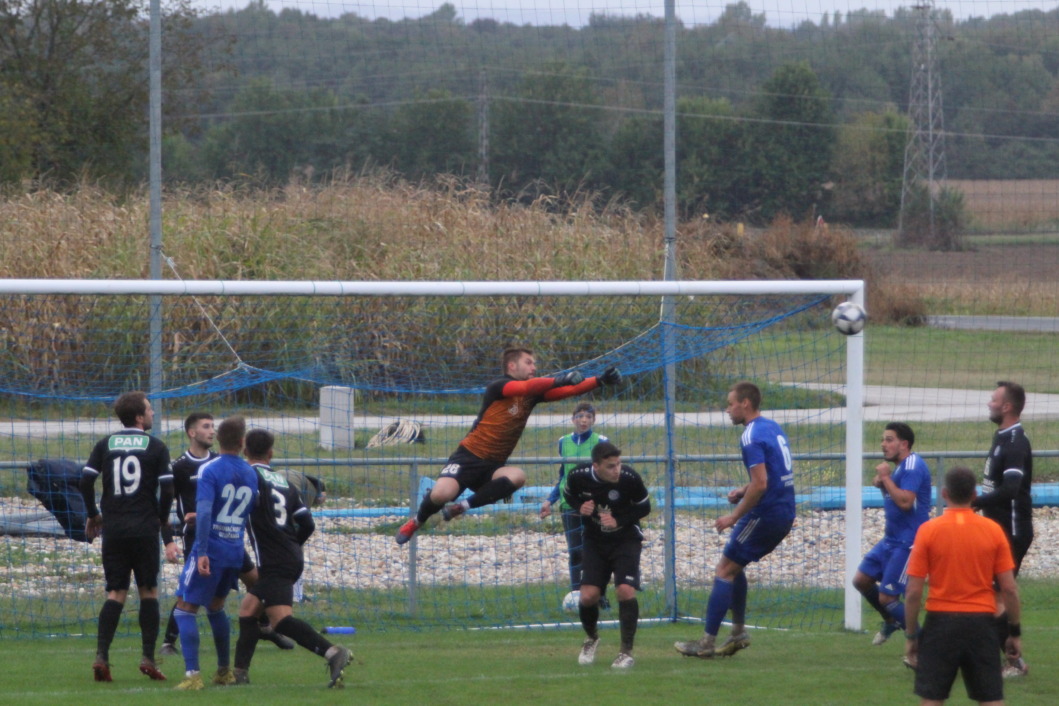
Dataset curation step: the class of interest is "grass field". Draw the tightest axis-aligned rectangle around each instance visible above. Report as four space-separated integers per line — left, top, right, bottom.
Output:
4 594 1058 706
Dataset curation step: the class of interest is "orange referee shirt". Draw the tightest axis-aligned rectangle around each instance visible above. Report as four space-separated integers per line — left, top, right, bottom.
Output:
907 507 1016 613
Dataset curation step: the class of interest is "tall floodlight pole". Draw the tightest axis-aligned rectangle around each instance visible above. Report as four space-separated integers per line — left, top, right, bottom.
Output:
148 0 164 414
898 1 947 245
661 0 679 620
477 69 489 185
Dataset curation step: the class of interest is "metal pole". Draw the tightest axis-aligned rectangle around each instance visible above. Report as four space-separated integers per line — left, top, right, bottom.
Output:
148 0 164 411
661 0 679 621
843 286 866 631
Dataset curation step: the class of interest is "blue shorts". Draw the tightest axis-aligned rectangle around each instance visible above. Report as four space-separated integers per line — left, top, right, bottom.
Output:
858 538 912 597
723 515 793 567
176 552 240 607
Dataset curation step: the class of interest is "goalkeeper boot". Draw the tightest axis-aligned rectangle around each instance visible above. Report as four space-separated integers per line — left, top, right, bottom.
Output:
442 501 469 521
611 652 635 669
92 654 112 682
326 645 352 688
674 636 716 658
139 657 167 681
715 632 751 657
395 518 421 545
872 621 900 646
578 636 600 665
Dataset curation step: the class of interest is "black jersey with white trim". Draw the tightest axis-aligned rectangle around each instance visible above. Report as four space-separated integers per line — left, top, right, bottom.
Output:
170 449 218 544
979 423 1033 538
562 462 651 543
247 463 314 571
80 428 173 540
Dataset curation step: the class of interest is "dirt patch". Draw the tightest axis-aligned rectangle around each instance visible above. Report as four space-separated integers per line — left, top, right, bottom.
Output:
864 244 1059 284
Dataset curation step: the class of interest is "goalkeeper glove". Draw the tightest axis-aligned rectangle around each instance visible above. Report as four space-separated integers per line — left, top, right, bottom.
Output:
552 370 585 388
599 366 622 386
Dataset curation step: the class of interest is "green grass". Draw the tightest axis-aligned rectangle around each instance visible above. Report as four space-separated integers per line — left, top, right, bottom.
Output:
3 602 1057 705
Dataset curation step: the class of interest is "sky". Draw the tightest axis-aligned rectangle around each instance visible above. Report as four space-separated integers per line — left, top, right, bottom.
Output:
200 0 1059 28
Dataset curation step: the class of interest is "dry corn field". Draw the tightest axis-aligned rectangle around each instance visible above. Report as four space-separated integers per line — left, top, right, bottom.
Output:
946 179 1059 230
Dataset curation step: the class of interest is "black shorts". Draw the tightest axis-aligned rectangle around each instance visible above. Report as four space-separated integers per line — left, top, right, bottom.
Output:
101 534 160 592
249 566 302 608
580 534 642 591
241 550 256 575
438 446 503 494
914 612 1003 703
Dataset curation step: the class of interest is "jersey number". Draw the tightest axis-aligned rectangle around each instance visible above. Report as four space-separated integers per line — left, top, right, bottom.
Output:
111 456 141 496
778 436 793 470
217 484 254 524
270 488 288 527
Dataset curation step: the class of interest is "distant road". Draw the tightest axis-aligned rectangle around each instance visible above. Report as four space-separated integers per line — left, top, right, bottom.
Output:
927 315 1059 333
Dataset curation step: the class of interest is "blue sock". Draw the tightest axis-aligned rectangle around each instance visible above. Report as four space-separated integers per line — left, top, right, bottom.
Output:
174 608 200 673
730 572 748 626
884 600 906 628
207 609 231 668
705 577 734 636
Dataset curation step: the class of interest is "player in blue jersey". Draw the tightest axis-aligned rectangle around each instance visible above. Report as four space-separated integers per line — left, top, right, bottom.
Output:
172 415 259 690
675 381 796 659
853 422 932 645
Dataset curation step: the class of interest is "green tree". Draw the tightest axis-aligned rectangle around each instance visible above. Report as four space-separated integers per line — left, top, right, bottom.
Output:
491 62 606 197
737 61 835 222
0 0 206 184
829 109 907 226
389 90 474 179
676 96 745 220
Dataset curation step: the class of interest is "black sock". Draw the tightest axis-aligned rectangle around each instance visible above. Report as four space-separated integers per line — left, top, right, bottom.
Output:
258 614 272 631
618 598 639 653
164 603 179 644
235 616 261 670
275 616 333 657
97 599 124 661
139 598 160 660
995 615 1010 646
579 602 599 640
416 495 445 524
467 477 517 508
861 584 890 621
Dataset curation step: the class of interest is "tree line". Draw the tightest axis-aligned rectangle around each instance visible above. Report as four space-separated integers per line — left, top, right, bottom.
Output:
3 0 1059 225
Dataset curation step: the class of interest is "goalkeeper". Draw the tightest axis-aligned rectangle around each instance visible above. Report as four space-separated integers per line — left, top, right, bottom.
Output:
396 347 621 544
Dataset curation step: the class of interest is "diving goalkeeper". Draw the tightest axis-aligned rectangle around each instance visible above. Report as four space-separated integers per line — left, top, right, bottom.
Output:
396 347 621 544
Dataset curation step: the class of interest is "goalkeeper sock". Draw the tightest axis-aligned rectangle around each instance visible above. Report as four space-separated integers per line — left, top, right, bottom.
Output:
415 495 445 525
96 599 124 661
705 577 734 637
275 616 333 656
883 599 906 628
138 598 160 660
467 477 517 508
234 616 260 670
730 572 748 627
207 609 231 667
579 602 600 640
618 598 639 652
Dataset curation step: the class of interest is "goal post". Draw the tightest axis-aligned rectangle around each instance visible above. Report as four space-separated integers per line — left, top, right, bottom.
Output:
0 278 865 636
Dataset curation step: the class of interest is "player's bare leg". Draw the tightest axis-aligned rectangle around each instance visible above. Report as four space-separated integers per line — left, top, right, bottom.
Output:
443 466 526 520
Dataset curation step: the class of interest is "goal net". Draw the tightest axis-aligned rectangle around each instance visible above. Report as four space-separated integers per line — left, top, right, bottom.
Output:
0 279 864 637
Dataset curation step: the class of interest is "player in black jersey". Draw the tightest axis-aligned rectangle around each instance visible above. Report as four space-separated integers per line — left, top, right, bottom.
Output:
233 429 352 688
973 380 1033 678
160 413 293 659
562 442 651 669
79 391 177 683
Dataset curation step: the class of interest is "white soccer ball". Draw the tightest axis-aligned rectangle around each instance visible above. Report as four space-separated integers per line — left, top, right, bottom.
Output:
561 590 581 614
831 301 866 335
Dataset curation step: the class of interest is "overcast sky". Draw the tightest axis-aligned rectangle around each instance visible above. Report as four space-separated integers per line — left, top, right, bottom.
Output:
201 0 1059 28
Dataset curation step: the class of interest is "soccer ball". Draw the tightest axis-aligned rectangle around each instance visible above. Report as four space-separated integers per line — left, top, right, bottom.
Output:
561 590 581 614
831 302 866 335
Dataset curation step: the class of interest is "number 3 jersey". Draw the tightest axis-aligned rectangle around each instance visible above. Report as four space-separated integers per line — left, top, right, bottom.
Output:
81 427 173 540
247 463 315 574
192 453 259 569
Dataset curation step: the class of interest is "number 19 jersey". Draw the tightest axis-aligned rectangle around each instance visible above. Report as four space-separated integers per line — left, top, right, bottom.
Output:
82 428 172 539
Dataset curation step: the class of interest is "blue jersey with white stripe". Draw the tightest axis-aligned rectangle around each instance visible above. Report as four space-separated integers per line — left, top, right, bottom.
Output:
741 416 796 523
192 453 258 569
883 452 932 546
